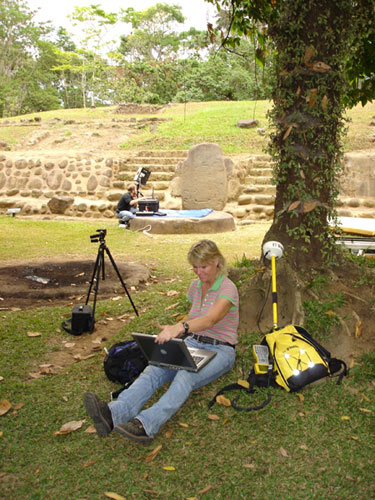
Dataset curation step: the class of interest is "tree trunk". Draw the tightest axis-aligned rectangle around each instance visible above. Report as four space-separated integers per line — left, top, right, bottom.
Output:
263 0 353 269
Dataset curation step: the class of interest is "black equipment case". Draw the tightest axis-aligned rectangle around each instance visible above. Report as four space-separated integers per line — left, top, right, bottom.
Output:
138 198 159 212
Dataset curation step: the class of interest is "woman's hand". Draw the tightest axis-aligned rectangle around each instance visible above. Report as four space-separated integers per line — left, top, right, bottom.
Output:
155 323 184 344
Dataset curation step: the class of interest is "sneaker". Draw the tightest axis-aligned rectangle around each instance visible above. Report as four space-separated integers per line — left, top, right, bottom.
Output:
118 222 129 229
114 418 153 445
84 392 113 437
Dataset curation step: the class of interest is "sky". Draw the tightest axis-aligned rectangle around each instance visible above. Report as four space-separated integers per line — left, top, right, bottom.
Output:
26 0 218 35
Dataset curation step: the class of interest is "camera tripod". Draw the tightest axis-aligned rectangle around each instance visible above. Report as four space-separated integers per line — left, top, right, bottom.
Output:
85 229 139 325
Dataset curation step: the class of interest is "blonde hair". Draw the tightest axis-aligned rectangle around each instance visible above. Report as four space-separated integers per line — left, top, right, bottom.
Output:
187 239 227 275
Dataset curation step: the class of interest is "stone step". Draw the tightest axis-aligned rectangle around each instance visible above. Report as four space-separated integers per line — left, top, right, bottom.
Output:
119 163 177 172
248 167 273 176
238 194 275 206
124 157 183 166
118 171 174 182
245 175 274 185
242 185 276 195
133 150 188 158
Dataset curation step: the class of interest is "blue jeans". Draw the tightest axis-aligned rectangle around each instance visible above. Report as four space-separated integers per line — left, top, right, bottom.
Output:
116 208 137 223
108 337 236 437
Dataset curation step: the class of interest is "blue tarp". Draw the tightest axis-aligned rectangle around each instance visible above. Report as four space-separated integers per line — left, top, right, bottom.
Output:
137 208 214 219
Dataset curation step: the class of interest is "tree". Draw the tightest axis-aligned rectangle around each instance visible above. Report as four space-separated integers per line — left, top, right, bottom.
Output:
0 0 57 116
206 0 375 335
207 0 375 266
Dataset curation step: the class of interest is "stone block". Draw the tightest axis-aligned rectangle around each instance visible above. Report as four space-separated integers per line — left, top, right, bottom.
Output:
47 196 74 214
236 119 259 128
181 143 227 210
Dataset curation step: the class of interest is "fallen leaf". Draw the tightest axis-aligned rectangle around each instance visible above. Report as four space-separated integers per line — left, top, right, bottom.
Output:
85 424 97 434
359 393 370 402
321 95 329 110
299 444 308 450
304 45 315 64
237 379 250 389
165 429 173 439
243 463 256 469
163 466 175 471
0 431 3 437
198 485 213 495
207 414 220 421
355 320 363 338
341 416 350 421
27 331 41 337
0 376 3 381
104 492 126 500
279 446 288 457
83 459 97 467
359 408 372 414
167 290 179 297
54 420 85 435
111 296 122 301
216 395 231 407
13 403 25 411
145 445 163 463
0 399 12 416
178 422 189 428
64 342 75 348
349 355 355 369
296 393 305 403
28 372 42 379
350 436 360 441
222 418 229 426
165 302 179 311
325 310 336 316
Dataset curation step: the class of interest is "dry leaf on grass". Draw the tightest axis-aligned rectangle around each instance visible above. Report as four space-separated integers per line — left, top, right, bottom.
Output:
0 399 12 416
207 414 220 421
237 379 250 389
296 393 305 403
165 429 173 439
85 424 97 434
216 395 231 407
104 492 126 500
178 422 189 428
83 459 97 467
27 331 41 337
165 302 179 311
54 420 85 435
359 408 372 414
145 445 163 463
198 485 213 495
243 463 256 469
279 446 288 457
167 290 179 297
341 416 350 421
163 466 175 471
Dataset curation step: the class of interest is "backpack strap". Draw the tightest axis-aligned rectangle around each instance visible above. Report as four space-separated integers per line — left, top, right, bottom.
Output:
329 358 348 384
208 368 275 411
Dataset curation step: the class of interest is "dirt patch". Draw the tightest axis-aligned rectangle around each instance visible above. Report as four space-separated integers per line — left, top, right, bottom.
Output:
0 259 152 376
0 259 150 310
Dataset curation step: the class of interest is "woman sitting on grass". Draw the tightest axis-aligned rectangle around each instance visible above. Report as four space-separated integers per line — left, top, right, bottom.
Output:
84 239 239 445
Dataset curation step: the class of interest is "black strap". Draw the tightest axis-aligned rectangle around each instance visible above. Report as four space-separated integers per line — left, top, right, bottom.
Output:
208 369 274 412
110 379 134 400
61 319 83 336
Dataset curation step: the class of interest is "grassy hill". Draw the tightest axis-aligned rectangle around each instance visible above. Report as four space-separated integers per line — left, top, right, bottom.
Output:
1 100 375 154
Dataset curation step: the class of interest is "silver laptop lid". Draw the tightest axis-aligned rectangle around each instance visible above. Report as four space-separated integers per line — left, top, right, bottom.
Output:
131 333 216 372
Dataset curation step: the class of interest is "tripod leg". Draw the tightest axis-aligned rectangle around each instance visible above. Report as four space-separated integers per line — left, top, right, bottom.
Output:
104 246 139 317
86 247 101 305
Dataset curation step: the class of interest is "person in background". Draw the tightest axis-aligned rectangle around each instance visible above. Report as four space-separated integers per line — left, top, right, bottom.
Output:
84 239 239 445
115 183 142 227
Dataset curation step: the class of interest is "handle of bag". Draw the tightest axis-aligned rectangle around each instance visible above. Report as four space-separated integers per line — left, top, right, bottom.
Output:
61 319 83 336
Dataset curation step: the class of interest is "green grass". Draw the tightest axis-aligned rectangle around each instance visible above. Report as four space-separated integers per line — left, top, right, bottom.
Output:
0 217 374 499
2 99 375 154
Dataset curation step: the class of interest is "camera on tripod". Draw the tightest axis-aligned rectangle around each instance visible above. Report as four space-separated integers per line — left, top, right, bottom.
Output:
90 228 107 243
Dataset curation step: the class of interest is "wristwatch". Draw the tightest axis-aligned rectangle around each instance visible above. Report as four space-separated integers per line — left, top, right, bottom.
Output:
182 321 190 335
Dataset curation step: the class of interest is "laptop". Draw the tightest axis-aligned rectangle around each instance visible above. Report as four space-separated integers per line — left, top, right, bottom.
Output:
131 333 216 372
